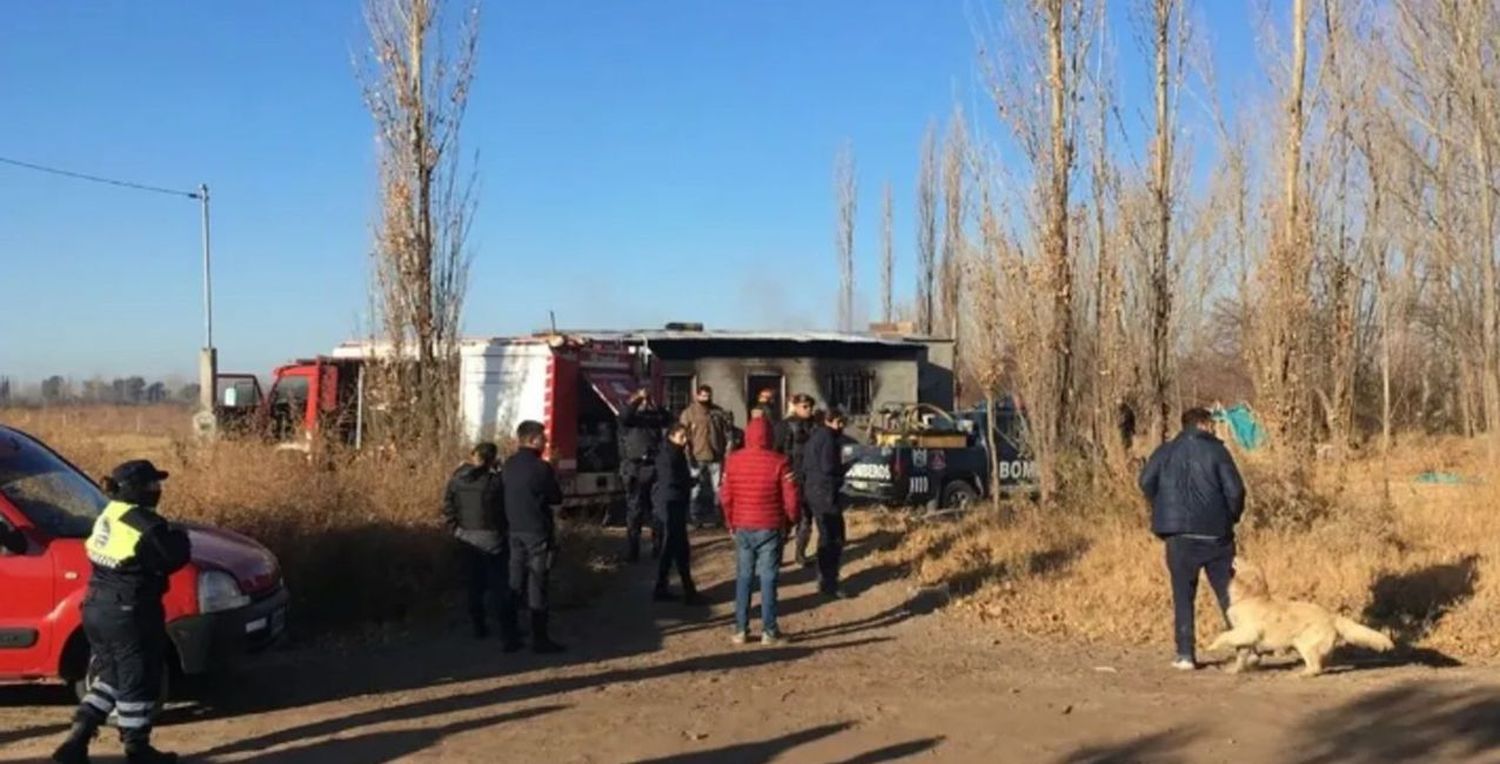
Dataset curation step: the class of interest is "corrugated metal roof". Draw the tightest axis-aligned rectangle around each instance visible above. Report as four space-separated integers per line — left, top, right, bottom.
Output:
560 329 949 347
330 330 951 359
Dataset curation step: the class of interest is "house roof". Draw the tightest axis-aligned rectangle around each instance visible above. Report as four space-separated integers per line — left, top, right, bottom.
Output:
561 329 951 347
329 329 952 360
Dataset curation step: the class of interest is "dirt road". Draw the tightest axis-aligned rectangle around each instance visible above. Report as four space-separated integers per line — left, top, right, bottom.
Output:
4 522 1500 763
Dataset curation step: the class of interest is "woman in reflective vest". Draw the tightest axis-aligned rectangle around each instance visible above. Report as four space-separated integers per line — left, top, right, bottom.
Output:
53 460 190 764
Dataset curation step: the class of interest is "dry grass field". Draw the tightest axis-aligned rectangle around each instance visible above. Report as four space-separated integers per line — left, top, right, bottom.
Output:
865 436 1498 662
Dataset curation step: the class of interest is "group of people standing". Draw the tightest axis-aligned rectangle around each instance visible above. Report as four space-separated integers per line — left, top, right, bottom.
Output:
444 384 852 650
617 384 852 644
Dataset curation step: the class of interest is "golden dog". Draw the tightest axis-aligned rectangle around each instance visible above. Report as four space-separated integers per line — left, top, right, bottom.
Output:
1208 561 1394 676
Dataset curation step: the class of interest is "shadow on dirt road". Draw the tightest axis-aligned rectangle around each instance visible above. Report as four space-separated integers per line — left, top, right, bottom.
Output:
232 705 567 764
1057 679 1500 764
630 721 943 764
197 636 889 760
1289 679 1500 764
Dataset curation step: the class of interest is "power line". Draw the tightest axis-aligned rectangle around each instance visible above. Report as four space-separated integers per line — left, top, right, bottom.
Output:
0 155 199 199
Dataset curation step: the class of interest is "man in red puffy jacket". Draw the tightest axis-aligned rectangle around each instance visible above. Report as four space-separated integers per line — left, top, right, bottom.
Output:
721 417 801 645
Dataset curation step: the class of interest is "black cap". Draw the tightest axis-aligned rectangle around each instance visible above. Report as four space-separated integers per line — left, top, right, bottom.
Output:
110 460 169 486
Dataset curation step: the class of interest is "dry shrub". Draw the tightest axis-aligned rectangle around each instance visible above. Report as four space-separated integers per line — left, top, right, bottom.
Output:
2 406 616 639
872 437 1500 661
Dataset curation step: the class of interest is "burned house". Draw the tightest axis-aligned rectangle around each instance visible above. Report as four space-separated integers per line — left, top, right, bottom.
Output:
575 325 955 438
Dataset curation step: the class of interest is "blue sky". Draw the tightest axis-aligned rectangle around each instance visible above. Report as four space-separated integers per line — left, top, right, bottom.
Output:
0 1 1264 382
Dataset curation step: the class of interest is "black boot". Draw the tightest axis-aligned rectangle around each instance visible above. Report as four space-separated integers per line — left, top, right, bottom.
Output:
125 744 178 764
681 581 704 607
51 720 96 764
531 611 565 654
653 577 676 602
500 620 524 653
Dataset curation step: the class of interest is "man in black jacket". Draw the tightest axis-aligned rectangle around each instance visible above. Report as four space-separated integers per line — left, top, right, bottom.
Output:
1139 407 1247 671
503 421 567 654
652 424 700 603
803 409 851 599
774 394 817 567
619 388 670 562
442 443 519 647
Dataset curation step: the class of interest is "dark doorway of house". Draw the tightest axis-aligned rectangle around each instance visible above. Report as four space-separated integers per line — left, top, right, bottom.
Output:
747 374 783 419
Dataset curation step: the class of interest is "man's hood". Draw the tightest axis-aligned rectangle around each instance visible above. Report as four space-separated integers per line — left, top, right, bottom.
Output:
744 417 773 450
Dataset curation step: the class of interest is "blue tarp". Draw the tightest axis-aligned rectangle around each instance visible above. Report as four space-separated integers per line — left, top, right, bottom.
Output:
1415 471 1467 485
1216 403 1267 451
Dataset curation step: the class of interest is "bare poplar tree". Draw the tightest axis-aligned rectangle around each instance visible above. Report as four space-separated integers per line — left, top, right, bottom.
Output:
983 0 1097 498
835 142 858 333
882 181 895 323
1088 7 1130 471
941 110 970 343
1255 0 1314 455
972 192 1008 510
1144 0 1188 445
360 0 478 446
917 124 940 335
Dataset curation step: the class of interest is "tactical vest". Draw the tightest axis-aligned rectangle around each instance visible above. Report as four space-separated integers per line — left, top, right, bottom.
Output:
86 501 148 570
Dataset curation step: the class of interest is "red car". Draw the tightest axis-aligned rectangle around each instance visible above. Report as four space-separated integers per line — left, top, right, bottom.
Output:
0 425 289 700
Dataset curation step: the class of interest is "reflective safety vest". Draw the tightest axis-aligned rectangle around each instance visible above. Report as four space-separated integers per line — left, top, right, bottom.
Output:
86 501 149 570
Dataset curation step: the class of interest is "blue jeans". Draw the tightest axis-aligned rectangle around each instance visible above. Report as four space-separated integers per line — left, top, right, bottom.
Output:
734 529 782 635
1164 535 1234 660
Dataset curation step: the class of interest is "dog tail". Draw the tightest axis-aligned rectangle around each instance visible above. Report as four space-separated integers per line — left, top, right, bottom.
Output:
1335 617 1395 652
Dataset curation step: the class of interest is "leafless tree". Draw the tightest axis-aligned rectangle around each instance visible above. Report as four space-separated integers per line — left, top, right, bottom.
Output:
1143 0 1190 445
971 190 1008 510
982 0 1099 499
1253 0 1316 457
835 142 858 333
917 123 940 335
882 181 895 323
360 0 479 446
941 110 970 341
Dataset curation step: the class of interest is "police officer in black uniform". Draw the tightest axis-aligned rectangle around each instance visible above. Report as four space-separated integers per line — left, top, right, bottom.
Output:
775 394 817 566
619 387 670 562
53 460 190 764
443 442 520 648
503 421 567 654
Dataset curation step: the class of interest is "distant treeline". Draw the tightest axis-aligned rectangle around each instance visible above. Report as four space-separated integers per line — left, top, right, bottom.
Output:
0 376 199 407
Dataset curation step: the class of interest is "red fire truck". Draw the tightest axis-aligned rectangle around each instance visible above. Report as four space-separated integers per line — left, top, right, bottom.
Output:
215 335 655 511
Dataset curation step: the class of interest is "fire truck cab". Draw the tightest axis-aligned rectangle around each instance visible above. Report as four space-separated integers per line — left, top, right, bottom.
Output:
213 357 365 449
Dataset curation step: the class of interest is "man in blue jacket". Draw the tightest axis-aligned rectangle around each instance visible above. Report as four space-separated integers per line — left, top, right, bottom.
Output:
1139 407 1246 671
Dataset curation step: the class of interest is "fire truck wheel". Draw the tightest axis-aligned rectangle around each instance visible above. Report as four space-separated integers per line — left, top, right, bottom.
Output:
939 480 979 510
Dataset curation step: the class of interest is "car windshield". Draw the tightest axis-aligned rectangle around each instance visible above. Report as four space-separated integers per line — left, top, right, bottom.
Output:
0 431 107 538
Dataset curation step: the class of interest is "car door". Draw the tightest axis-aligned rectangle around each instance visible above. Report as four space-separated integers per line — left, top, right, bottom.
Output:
0 507 55 676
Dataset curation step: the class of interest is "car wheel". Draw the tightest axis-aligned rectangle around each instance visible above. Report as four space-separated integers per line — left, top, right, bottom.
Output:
939 481 978 510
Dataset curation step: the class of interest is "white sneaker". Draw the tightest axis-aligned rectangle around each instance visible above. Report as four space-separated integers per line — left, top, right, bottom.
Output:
761 632 787 647
730 631 748 645
1171 658 1198 671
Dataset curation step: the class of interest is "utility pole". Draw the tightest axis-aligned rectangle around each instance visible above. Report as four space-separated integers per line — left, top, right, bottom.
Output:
196 183 217 421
